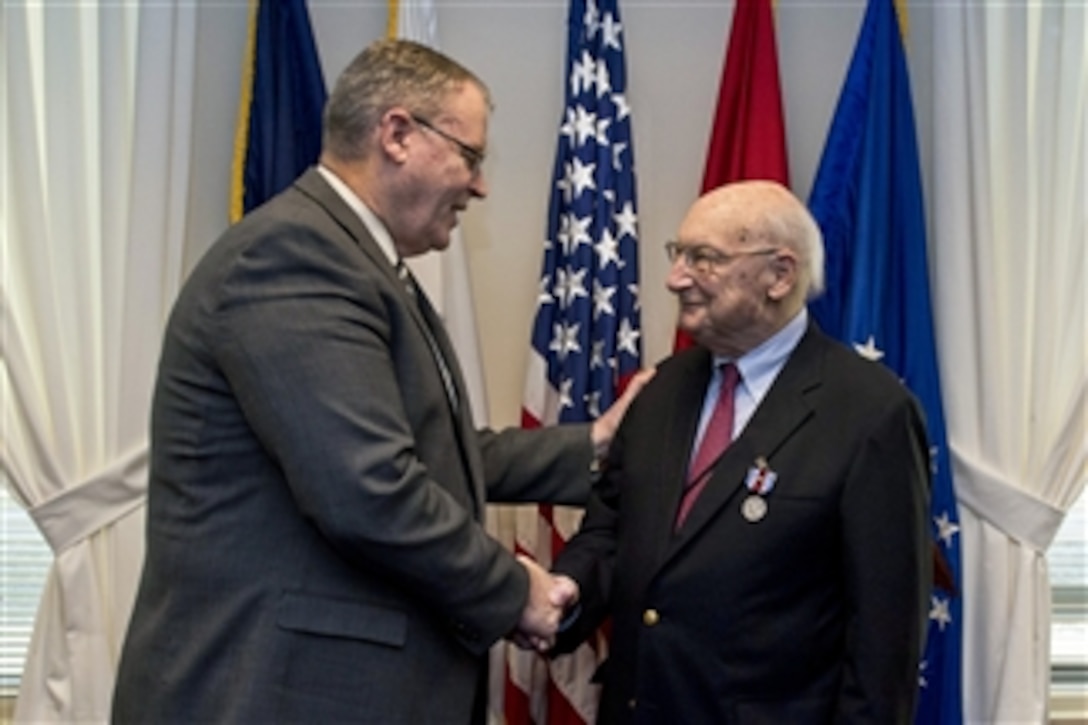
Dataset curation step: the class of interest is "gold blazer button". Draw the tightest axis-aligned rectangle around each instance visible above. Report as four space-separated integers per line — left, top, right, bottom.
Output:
642 608 660 626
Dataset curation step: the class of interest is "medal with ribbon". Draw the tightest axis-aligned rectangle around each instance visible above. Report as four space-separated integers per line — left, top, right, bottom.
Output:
741 456 777 523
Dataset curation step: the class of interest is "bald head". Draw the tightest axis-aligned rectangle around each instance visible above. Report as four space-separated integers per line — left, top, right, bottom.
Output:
667 180 826 357
688 180 824 301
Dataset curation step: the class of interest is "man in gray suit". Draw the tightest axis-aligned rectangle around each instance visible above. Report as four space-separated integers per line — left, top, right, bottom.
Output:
112 39 646 724
552 181 931 723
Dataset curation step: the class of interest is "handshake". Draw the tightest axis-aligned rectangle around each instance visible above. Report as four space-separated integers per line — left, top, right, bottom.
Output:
509 554 580 653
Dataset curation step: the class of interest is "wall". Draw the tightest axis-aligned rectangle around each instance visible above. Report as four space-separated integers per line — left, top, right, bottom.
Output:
184 0 934 429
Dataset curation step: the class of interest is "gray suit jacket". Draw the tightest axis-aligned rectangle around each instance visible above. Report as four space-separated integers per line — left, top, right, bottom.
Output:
555 324 931 724
113 169 593 724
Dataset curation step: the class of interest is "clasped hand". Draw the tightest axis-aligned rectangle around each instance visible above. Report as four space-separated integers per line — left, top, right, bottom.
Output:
509 554 579 653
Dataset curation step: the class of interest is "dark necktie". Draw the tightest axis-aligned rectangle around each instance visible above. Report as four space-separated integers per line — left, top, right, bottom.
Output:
396 260 459 412
675 362 740 529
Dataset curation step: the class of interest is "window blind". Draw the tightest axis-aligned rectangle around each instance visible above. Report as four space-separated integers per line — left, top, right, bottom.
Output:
0 484 51 696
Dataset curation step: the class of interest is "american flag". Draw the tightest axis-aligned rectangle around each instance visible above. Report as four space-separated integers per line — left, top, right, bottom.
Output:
505 0 641 722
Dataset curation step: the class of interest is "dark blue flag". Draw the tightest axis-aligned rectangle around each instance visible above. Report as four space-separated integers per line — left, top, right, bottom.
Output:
230 0 326 222
807 1 963 722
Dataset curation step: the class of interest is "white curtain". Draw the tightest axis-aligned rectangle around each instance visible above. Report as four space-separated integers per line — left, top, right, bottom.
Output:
931 3 1087 722
1 4 198 721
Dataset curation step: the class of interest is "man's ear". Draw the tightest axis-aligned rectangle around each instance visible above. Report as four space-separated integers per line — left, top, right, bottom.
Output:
378 108 414 165
766 250 798 302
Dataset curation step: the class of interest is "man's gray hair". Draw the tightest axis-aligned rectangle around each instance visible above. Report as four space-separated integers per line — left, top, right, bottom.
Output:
759 196 826 299
323 39 490 162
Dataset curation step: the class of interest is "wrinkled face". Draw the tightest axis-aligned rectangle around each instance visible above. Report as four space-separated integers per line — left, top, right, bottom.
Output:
394 82 489 257
666 200 784 357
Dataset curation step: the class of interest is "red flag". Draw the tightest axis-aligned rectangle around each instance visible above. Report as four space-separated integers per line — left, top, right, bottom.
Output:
674 0 789 351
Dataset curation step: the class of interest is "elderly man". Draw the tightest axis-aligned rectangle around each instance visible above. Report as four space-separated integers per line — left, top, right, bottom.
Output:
553 180 931 724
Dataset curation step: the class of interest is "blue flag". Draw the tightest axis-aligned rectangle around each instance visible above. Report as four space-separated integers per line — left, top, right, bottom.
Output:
230 0 327 222
807 1 963 722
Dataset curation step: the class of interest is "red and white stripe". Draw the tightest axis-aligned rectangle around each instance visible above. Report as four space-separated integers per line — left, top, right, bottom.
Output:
502 350 602 725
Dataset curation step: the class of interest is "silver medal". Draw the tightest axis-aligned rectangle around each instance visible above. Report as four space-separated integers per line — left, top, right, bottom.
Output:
741 494 767 523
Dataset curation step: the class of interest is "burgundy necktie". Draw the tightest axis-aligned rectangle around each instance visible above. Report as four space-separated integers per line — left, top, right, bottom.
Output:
675 362 740 529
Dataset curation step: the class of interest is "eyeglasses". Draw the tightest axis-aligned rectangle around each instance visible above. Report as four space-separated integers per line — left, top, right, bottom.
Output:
410 114 486 176
664 241 778 276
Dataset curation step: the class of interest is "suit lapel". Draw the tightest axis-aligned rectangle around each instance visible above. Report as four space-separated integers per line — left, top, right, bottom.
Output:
294 168 404 289
294 168 484 515
412 286 486 516
295 170 469 417
664 325 825 558
641 350 713 568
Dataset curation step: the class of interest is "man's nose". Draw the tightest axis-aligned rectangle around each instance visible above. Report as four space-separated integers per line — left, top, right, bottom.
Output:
469 170 488 199
666 259 694 292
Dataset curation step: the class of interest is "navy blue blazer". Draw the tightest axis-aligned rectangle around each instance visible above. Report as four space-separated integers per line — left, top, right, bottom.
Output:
555 323 931 724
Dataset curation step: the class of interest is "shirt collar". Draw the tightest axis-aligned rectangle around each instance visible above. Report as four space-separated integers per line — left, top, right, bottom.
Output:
317 164 399 268
715 307 808 399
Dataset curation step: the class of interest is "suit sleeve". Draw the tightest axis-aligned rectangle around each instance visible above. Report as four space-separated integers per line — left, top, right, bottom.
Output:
477 424 595 506
549 421 628 653
836 394 932 723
